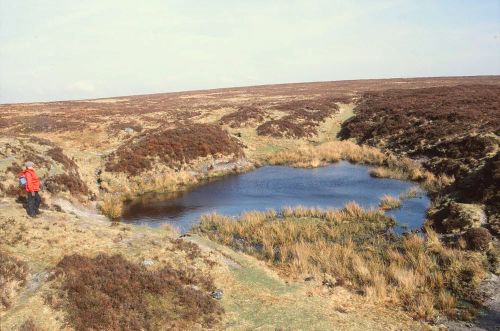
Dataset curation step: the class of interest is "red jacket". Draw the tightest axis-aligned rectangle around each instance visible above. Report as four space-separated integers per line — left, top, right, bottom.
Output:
21 169 40 192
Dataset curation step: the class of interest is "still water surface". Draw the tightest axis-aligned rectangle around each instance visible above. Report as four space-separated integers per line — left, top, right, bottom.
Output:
122 162 430 233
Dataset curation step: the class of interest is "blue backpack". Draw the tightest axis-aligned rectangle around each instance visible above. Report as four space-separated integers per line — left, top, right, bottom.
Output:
19 175 27 187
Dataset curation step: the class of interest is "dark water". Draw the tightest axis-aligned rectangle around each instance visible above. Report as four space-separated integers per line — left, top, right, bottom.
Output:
122 162 430 233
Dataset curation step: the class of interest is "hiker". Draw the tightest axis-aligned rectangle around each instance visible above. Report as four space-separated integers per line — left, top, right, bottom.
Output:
19 161 41 217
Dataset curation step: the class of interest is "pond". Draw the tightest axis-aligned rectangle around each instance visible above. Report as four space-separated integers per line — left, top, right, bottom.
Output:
122 161 430 233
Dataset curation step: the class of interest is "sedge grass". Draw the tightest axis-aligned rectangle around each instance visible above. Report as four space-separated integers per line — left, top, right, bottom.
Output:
194 204 487 320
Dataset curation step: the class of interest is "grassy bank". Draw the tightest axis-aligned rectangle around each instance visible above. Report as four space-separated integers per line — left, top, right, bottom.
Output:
194 204 487 320
265 141 454 193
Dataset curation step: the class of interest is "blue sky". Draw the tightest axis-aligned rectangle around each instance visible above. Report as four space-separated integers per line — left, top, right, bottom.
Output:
0 0 499 103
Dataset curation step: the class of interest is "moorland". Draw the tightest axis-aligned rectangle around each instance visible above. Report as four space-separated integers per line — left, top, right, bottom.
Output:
1 76 499 330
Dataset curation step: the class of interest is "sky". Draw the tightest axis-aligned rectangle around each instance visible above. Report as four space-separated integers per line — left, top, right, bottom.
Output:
0 0 499 103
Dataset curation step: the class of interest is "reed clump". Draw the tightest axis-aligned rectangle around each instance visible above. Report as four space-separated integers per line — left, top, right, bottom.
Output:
195 204 487 320
379 195 402 210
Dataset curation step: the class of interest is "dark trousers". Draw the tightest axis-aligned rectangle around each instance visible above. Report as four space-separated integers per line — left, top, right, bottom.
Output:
27 192 41 217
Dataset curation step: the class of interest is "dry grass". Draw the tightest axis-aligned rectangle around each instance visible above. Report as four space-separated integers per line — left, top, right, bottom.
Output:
99 193 124 220
379 195 401 210
195 205 488 320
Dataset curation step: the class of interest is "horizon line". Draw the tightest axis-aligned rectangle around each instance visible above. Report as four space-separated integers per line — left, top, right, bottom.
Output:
1 74 499 106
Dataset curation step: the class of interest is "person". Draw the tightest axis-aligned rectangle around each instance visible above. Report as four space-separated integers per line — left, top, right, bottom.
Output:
20 161 41 217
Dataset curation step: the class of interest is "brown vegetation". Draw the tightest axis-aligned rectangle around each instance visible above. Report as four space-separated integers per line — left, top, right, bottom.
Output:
50 253 223 330
257 97 340 138
46 147 78 171
195 205 487 320
106 123 244 175
0 249 29 311
45 174 89 195
17 115 86 133
340 84 500 237
19 318 42 331
339 84 499 189
220 105 267 128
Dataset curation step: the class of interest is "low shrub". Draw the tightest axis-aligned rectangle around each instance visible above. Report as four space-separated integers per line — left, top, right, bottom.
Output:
50 254 223 330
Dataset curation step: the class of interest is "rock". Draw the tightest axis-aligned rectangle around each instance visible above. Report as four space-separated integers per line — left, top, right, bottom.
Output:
142 259 154 267
304 276 315 282
211 289 223 300
463 228 492 251
442 202 485 233
124 127 135 134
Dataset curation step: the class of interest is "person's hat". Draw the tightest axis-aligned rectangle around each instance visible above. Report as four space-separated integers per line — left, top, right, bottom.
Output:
25 161 34 168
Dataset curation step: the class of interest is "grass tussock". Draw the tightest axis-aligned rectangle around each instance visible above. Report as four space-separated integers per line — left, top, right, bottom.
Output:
195 205 487 320
0 249 29 311
49 254 223 331
379 195 401 210
99 193 124 220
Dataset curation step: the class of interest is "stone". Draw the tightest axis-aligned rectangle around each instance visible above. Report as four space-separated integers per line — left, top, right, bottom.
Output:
142 259 154 267
211 289 223 300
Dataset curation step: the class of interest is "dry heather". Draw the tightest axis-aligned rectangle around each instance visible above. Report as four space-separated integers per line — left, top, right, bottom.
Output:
256 97 340 138
219 105 267 128
0 249 29 311
106 123 244 176
339 84 500 234
195 204 488 320
0 206 224 330
49 254 223 330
